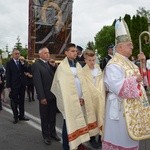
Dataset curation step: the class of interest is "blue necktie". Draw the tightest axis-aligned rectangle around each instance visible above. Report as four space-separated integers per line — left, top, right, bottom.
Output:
16 61 20 68
45 62 50 68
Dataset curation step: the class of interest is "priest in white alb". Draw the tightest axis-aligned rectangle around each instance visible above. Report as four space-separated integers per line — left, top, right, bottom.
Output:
102 19 150 150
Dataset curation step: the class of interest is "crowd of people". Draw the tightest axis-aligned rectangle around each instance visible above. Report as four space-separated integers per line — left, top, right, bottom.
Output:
0 18 150 150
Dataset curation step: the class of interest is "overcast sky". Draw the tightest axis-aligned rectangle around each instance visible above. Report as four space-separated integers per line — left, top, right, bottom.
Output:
0 0 150 51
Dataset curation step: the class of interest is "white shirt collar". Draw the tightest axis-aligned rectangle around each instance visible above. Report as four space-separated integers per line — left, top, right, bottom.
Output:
13 58 19 63
40 58 47 63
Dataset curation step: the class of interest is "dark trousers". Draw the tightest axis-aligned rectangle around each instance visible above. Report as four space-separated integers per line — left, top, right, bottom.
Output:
27 84 34 100
0 99 2 110
39 98 57 139
0 87 3 110
62 120 69 150
10 86 26 119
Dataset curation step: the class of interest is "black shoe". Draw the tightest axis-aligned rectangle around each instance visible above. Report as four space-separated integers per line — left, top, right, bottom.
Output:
51 135 61 141
44 138 51 145
13 119 18 124
89 139 101 149
98 135 102 146
19 117 29 121
78 144 91 150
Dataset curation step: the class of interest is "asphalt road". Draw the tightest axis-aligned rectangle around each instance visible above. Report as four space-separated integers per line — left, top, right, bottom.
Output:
0 89 150 150
0 89 63 150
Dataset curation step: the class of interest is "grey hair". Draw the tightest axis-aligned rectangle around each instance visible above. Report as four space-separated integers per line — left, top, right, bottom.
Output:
38 47 47 54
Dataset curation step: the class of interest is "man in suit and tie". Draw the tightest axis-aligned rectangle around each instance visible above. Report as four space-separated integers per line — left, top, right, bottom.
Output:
6 48 29 124
100 44 114 70
32 47 60 145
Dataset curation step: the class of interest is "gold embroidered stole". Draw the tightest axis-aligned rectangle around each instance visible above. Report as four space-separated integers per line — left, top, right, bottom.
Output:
108 53 150 140
51 57 99 149
82 64 105 135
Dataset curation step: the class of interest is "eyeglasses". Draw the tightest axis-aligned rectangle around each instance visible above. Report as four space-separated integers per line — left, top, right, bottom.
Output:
14 53 20 55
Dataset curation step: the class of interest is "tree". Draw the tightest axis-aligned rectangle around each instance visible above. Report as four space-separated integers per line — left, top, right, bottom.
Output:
129 15 148 56
14 36 28 58
94 25 115 58
14 36 23 51
136 7 150 57
5 44 9 52
86 41 94 50
94 13 149 58
136 7 150 21
0 49 2 55
20 47 28 58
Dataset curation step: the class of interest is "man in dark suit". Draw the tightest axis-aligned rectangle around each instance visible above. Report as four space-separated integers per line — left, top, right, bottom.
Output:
76 45 85 67
100 44 114 70
32 47 60 145
6 48 29 124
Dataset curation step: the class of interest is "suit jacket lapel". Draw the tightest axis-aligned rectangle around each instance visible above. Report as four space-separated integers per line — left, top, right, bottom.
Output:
39 59 54 76
12 59 20 70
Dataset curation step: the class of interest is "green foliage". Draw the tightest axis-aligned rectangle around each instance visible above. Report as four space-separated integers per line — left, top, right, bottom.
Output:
94 10 149 58
14 36 23 51
20 48 28 58
92 7 150 58
129 15 148 56
0 36 28 65
142 43 150 58
14 36 28 58
94 25 115 58
2 58 10 66
137 7 150 20
86 41 95 50
0 49 2 55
